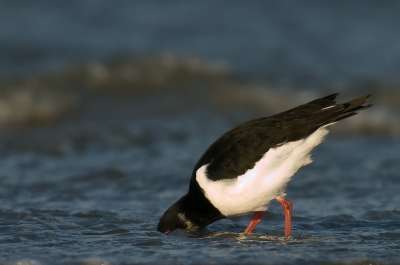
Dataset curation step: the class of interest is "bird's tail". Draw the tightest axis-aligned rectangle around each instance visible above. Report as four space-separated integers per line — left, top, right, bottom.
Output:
325 94 373 125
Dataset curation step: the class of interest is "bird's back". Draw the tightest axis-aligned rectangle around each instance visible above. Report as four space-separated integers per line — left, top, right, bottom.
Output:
191 94 371 183
189 94 371 215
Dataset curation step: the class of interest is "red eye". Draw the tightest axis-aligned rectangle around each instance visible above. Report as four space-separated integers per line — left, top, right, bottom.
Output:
165 229 171 234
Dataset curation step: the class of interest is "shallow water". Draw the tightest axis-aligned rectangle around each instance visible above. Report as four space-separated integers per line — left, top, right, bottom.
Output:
0 97 399 264
1 1 400 264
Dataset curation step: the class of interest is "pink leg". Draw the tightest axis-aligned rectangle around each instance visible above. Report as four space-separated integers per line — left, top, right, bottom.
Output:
244 211 264 233
276 197 292 236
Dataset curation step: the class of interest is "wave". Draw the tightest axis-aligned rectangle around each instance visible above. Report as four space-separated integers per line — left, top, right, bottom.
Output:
0 53 399 135
0 86 79 127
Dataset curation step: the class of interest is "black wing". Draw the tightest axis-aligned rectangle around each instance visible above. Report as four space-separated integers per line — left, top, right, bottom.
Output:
189 93 372 186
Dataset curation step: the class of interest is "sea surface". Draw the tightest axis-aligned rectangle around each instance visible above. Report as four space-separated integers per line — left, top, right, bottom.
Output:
0 1 400 265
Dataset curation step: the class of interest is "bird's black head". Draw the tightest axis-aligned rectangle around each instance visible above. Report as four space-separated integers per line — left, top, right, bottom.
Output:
157 195 198 234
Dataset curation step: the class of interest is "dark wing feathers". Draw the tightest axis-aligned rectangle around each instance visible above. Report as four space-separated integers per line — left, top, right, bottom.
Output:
189 94 371 184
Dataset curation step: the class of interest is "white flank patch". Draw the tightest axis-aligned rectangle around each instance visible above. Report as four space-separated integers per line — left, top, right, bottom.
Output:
196 128 329 216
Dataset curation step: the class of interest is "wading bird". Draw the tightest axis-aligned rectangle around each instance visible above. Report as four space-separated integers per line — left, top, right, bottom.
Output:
158 94 372 236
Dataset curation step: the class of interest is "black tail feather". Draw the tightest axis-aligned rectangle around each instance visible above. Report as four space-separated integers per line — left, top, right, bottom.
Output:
332 95 373 123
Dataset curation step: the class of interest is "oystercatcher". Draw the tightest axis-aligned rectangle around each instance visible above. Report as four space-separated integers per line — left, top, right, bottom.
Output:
157 94 372 236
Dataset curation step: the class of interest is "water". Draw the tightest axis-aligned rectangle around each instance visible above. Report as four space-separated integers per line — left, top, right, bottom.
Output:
0 1 400 264
2 1 400 88
1 96 399 264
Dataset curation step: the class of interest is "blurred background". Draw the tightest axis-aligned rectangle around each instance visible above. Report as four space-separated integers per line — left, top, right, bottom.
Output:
1 0 400 133
1 1 400 264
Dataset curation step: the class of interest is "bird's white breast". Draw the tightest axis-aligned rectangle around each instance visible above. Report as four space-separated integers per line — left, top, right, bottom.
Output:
196 128 329 216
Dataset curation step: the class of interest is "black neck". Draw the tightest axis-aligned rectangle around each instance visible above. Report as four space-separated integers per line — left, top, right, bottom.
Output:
181 180 225 230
